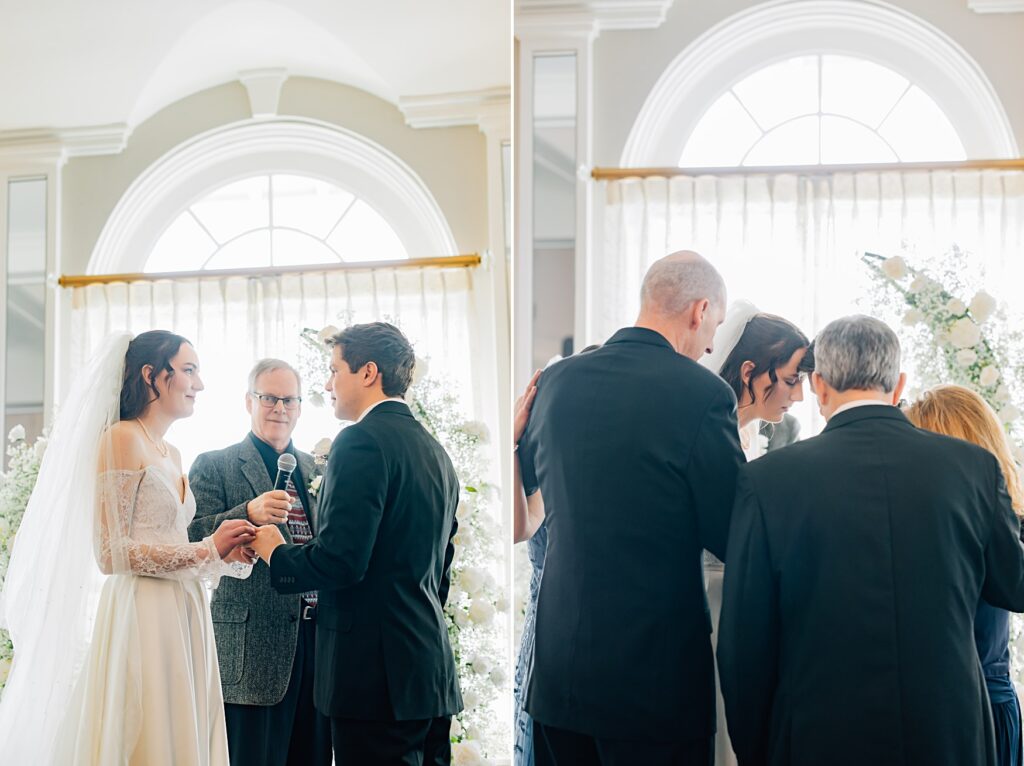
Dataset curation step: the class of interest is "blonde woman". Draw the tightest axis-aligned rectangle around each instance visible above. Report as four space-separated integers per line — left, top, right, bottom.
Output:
907 385 1024 766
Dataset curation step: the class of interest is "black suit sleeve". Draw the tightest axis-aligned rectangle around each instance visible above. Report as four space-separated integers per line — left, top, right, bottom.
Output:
980 458 1024 612
686 385 745 560
187 452 249 542
439 505 458 606
718 468 779 765
269 426 387 594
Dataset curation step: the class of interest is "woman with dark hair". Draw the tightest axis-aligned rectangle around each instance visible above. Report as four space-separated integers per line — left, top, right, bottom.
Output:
699 301 810 766
0 330 257 764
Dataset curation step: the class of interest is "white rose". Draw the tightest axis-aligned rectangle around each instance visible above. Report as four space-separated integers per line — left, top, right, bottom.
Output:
468 598 496 625
996 385 1013 404
469 653 491 676
881 256 908 280
462 690 482 711
949 318 982 349
411 356 429 387
450 717 463 738
489 666 507 687
453 608 470 628
33 440 46 460
908 275 930 294
458 567 486 595
970 291 997 323
979 366 1000 387
312 437 333 457
1000 405 1021 425
7 425 25 442
308 475 323 496
461 420 491 444
946 298 966 315
0 658 11 685
955 349 978 368
452 740 484 766
317 325 340 344
902 308 925 326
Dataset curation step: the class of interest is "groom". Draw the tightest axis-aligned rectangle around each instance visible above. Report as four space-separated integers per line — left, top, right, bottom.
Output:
252 322 462 766
718 316 1024 765
517 251 746 765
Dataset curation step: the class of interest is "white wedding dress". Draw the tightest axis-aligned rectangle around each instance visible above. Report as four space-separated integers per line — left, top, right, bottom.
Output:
706 420 764 766
53 466 250 766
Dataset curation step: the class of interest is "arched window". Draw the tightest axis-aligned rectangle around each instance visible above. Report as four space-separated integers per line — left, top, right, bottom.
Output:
146 173 407 272
680 54 965 167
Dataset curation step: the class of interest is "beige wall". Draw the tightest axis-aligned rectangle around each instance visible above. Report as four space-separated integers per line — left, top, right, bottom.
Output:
60 76 488 275
591 0 1024 164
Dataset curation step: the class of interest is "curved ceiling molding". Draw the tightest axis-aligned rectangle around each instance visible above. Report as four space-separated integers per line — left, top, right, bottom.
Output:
88 118 458 274
622 0 1017 165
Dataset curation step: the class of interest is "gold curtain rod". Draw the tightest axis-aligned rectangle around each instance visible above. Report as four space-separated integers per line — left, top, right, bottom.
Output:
592 158 1024 180
59 254 482 288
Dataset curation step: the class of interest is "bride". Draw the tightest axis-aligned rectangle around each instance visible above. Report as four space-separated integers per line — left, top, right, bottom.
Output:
700 301 809 766
0 330 256 765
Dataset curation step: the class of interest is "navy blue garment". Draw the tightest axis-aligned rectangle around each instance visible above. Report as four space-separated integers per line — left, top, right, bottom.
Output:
976 599 1022 766
514 522 548 766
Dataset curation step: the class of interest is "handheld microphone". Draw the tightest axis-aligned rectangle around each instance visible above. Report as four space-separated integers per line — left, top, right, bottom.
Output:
274 453 297 492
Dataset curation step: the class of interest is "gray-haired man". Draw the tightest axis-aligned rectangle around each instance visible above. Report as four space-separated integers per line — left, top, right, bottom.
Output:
718 315 1024 766
188 359 331 766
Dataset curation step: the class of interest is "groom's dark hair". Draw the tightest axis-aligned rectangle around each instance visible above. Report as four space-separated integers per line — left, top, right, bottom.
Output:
330 322 415 397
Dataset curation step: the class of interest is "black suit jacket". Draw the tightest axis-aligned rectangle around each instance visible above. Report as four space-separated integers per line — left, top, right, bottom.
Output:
518 327 745 738
269 401 463 721
719 405 1024 766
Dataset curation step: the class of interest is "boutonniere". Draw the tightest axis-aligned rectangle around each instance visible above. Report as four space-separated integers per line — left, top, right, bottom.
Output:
308 474 323 497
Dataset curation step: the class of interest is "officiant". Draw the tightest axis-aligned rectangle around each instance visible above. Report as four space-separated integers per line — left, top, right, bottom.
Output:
188 358 332 766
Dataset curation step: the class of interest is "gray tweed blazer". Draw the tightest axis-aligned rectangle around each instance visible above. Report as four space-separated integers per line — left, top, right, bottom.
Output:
187 436 319 706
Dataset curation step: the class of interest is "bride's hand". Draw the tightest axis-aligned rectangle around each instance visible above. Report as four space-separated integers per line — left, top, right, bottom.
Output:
223 544 257 566
212 519 257 559
514 369 542 444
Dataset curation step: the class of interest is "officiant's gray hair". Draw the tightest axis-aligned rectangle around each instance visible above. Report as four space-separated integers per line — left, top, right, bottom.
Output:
814 315 900 393
640 251 726 315
248 358 303 395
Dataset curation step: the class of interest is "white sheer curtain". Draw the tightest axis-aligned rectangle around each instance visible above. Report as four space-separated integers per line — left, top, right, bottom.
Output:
596 169 1024 348
66 263 498 471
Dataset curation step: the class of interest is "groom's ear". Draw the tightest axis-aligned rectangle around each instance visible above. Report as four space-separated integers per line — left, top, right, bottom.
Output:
361 361 381 388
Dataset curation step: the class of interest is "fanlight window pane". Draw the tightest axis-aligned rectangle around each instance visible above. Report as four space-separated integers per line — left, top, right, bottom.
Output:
680 55 965 167
743 116 819 166
273 175 355 240
879 86 966 162
679 92 761 167
146 173 408 272
821 56 909 127
146 213 217 272
204 230 271 270
327 200 407 262
191 176 269 243
732 55 818 130
820 116 898 164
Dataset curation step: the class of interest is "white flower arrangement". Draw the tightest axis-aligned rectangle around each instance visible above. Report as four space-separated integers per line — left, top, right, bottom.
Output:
298 324 504 762
863 249 1024 685
0 425 49 690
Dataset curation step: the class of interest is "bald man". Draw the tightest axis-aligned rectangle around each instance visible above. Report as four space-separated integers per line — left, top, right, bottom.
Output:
518 251 746 766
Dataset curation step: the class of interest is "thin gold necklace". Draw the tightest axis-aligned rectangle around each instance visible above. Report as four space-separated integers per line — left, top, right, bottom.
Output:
138 419 169 458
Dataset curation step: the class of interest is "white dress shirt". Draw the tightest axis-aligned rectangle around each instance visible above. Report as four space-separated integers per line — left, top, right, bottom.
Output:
831 399 892 418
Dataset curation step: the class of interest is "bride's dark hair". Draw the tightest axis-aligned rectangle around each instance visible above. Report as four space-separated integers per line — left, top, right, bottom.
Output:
120 330 191 420
718 314 809 406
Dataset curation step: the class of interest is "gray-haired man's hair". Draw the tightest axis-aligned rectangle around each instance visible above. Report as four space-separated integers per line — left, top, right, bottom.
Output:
247 358 302 395
640 256 726 316
814 315 901 393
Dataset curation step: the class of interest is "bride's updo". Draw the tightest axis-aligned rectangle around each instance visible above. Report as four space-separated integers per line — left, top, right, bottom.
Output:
120 330 191 420
718 314 809 406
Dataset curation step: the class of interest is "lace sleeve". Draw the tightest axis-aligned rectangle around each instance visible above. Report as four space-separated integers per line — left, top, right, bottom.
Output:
97 470 251 584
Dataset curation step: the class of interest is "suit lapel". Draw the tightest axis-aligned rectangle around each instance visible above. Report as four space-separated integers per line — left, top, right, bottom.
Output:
238 437 294 544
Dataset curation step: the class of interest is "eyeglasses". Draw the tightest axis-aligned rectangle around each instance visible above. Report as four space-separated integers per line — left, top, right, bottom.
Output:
251 392 302 410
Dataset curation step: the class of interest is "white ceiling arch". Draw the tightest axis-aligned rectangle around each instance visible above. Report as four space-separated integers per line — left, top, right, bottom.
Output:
88 118 458 274
622 0 1018 166
0 0 509 133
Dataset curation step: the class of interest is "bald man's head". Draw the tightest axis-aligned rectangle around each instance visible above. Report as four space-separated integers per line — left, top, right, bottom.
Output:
640 251 726 317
